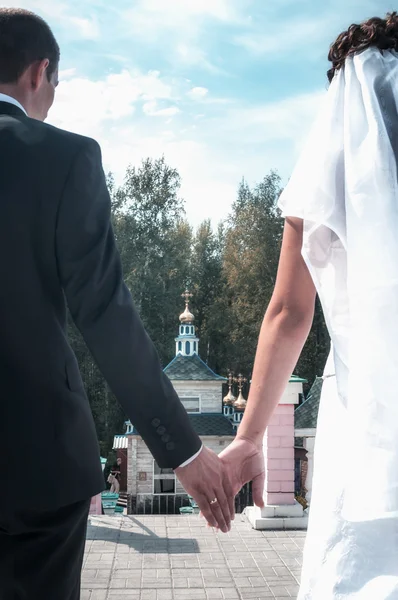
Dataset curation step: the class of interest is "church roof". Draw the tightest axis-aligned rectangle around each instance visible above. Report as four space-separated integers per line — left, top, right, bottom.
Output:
188 414 235 436
164 353 226 381
294 376 323 429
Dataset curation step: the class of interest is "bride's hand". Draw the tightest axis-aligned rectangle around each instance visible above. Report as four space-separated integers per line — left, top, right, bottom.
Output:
200 437 265 527
219 437 265 506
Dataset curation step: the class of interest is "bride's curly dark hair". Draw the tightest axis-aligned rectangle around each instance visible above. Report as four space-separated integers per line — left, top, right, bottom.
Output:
327 12 398 82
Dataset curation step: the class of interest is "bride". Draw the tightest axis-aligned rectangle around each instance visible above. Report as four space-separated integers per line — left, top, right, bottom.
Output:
219 12 398 599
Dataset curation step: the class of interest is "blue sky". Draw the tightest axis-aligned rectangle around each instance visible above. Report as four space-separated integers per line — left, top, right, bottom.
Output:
13 0 394 224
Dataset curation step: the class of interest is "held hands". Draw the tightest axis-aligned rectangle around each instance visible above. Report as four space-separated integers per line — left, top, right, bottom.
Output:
175 439 265 533
174 446 235 533
219 437 265 508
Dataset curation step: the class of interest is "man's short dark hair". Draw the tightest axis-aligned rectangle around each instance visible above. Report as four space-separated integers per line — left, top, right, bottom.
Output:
0 8 60 84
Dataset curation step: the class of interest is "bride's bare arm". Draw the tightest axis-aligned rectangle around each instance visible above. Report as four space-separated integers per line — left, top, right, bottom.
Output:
237 217 316 447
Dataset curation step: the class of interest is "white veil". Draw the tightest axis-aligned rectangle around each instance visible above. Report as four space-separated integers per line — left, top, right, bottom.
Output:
278 47 398 522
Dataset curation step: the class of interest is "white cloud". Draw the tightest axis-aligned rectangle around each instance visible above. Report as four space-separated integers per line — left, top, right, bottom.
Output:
187 87 209 101
14 0 65 19
11 0 394 227
143 102 180 117
13 0 101 40
223 91 326 146
235 1 394 58
235 15 338 57
48 69 174 138
68 16 100 40
157 0 234 20
59 68 77 80
123 0 242 71
126 0 237 30
47 65 325 225
176 44 221 72
108 70 173 101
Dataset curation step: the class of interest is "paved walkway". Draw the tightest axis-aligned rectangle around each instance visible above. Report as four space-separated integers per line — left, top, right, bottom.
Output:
82 514 305 600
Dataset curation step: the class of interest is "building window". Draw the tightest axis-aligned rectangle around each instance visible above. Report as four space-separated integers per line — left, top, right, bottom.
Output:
193 342 197 353
185 326 189 334
153 462 176 494
185 341 190 354
178 341 182 352
180 397 200 413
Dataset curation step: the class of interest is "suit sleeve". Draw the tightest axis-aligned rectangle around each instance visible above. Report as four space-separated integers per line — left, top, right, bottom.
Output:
55 138 202 468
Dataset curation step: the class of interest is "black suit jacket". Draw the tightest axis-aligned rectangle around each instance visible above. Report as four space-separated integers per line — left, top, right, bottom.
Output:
0 102 201 512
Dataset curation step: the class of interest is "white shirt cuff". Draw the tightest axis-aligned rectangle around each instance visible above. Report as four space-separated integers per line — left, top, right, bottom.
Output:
176 444 203 469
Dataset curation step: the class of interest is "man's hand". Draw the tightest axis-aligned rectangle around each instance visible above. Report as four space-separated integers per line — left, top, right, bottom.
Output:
175 447 235 533
219 437 265 508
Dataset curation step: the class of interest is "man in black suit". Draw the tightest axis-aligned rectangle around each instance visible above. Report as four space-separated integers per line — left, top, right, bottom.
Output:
0 9 234 600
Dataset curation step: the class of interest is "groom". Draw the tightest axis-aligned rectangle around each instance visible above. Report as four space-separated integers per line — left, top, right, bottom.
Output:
0 8 234 600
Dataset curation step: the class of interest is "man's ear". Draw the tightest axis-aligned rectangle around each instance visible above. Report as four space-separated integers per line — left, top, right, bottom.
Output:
29 59 49 91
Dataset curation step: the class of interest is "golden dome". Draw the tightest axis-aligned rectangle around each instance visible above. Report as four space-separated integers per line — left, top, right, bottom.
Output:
180 289 195 323
179 306 195 324
223 389 236 406
233 391 247 411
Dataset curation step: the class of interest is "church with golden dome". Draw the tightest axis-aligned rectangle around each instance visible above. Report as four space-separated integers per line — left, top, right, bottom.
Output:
111 289 308 523
113 290 240 514
164 290 247 432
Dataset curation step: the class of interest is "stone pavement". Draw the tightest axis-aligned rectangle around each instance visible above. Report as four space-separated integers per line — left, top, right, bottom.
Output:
82 514 305 600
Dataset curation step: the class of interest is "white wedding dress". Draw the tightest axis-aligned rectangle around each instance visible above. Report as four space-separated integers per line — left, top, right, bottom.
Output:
279 48 398 599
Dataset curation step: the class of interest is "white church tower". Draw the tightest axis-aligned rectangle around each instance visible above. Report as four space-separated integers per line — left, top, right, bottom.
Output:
175 290 200 357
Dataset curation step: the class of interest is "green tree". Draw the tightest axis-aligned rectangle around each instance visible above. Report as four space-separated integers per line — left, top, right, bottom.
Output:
222 173 284 375
295 297 330 392
112 156 192 364
66 160 330 456
67 316 125 457
68 156 192 453
188 220 229 374
221 172 329 389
